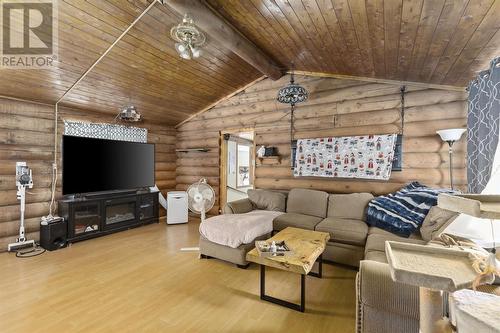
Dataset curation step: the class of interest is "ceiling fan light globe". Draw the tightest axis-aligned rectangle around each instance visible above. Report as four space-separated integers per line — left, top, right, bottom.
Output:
175 42 186 53
190 46 201 58
180 50 191 60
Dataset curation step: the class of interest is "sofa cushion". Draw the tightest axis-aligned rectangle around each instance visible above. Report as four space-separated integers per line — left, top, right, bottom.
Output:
224 198 254 214
365 232 426 254
368 226 423 240
286 188 328 218
420 206 458 242
273 213 323 231
323 242 364 267
327 193 374 220
315 217 368 246
247 189 287 212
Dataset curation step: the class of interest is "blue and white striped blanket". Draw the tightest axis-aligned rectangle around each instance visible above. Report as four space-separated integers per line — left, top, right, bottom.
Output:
366 182 456 237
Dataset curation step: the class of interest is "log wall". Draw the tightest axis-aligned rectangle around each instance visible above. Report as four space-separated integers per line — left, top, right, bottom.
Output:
0 98 176 251
176 75 467 213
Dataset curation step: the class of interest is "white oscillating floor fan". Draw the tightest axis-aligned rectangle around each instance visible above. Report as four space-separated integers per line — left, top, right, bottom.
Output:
186 178 215 223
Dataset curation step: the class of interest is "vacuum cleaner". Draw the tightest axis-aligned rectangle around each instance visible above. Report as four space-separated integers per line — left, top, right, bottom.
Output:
7 162 36 252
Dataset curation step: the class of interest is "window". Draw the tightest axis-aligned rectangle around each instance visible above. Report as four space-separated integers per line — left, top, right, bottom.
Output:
237 144 252 187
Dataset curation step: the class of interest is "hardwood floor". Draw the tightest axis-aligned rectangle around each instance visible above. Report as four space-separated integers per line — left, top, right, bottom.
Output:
0 219 357 333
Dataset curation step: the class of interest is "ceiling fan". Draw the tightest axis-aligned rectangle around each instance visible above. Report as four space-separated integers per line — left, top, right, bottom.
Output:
117 105 142 122
170 14 206 60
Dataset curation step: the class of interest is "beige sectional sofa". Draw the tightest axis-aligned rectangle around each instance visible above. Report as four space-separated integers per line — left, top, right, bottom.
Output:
214 187 499 332
270 188 374 267
221 188 424 267
219 187 433 333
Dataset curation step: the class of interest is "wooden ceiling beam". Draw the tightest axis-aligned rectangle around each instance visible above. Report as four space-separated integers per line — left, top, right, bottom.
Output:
162 0 283 80
293 71 466 92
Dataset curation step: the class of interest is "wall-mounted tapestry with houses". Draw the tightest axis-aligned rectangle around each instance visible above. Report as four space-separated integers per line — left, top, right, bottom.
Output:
294 134 398 180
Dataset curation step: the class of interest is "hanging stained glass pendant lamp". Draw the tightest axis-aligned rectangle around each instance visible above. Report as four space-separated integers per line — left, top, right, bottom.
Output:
277 67 309 141
277 69 308 107
277 66 308 170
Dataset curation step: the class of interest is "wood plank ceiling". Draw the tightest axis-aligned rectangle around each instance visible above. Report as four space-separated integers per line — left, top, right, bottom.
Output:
0 0 262 125
207 0 500 87
1 0 499 125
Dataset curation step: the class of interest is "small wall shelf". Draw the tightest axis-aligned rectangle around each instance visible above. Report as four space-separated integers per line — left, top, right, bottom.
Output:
175 148 210 153
257 155 281 166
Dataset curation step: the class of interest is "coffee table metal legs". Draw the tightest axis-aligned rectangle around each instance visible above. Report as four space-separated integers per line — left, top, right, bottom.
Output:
260 264 305 312
258 255 323 312
308 254 323 278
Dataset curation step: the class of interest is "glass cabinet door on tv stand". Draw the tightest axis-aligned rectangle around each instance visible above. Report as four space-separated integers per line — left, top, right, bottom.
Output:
72 202 101 236
139 195 155 220
104 198 136 229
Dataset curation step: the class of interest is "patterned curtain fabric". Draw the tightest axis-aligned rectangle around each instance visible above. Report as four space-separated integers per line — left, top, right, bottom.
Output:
64 120 147 143
467 57 500 193
293 134 397 180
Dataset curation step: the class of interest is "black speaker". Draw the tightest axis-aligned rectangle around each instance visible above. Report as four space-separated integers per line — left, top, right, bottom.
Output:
264 147 278 156
40 220 67 251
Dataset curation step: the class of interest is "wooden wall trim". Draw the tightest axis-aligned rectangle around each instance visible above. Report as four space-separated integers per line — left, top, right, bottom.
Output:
293 71 467 92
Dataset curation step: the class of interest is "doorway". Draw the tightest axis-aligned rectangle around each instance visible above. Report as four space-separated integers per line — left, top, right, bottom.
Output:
220 130 255 210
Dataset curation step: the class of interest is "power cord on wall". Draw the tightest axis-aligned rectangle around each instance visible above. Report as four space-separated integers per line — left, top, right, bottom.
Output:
43 0 158 222
48 162 57 217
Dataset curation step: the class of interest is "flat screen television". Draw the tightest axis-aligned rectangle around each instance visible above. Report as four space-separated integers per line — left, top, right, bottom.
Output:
62 135 155 195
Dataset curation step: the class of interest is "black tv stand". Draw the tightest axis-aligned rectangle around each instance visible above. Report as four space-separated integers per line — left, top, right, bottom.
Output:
70 189 143 200
59 190 159 243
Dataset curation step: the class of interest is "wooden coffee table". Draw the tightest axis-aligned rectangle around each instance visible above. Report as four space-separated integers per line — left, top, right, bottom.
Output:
246 227 330 312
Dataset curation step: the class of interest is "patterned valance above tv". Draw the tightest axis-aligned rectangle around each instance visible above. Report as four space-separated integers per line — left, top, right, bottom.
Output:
63 120 147 143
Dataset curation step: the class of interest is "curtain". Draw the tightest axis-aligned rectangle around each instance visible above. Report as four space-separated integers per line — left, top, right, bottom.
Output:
445 127 500 247
64 120 147 143
467 57 500 193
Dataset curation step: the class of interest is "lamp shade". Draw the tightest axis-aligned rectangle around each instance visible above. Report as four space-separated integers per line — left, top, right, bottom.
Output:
436 128 466 142
277 83 308 106
175 42 186 53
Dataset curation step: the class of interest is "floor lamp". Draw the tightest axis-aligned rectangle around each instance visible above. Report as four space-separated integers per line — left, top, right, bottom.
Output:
436 128 467 190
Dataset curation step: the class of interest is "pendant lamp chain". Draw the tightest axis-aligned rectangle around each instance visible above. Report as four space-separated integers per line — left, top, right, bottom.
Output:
400 85 406 135
277 64 308 143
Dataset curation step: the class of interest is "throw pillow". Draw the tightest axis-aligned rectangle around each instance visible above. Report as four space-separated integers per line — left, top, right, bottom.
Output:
420 206 458 242
247 189 286 212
